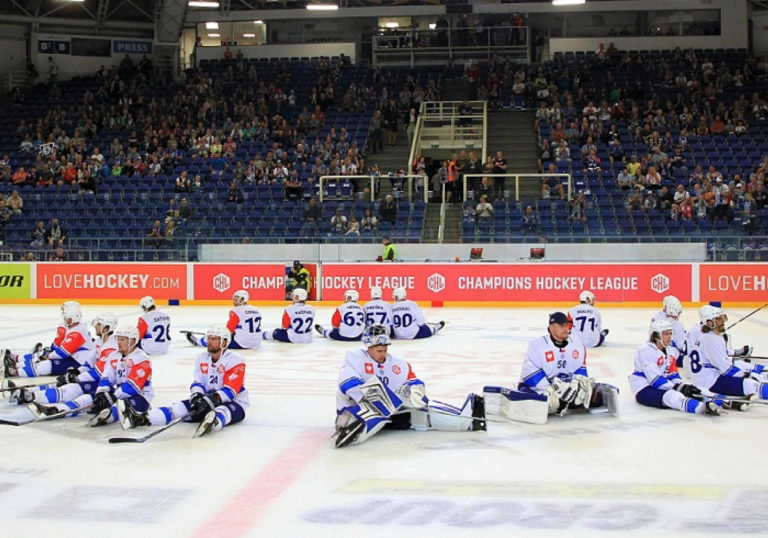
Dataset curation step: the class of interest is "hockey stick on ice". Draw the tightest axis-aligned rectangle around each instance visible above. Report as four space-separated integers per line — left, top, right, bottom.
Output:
0 381 45 393
108 411 195 444
0 403 94 426
726 303 768 331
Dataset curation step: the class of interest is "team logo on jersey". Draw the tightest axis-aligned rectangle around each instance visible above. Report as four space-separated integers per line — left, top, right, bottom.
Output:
545 351 555 363
201 363 209 374
571 350 579 359
392 365 401 374
126 359 134 369
217 364 225 374
365 363 374 374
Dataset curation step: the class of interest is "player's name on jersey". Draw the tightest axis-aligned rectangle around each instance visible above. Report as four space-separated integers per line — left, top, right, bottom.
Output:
323 275 416 290
241 275 285 289
459 276 638 291
705 274 768 292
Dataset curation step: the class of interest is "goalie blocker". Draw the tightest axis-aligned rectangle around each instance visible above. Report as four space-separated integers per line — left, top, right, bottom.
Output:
482 379 619 425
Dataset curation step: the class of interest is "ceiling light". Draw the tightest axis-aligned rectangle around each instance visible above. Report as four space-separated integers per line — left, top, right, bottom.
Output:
205 22 219 29
385 22 399 29
189 1 220 7
428 23 436 30
552 0 585 5
208 33 220 37
254 20 264 24
306 3 339 11
243 33 256 38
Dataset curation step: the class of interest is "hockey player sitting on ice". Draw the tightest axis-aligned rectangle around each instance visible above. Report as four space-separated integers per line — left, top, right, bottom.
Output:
683 305 766 404
650 296 687 363
184 289 263 349
363 286 394 334
262 288 315 343
315 289 365 341
137 295 171 355
390 287 444 339
8 312 118 407
3 301 95 379
567 291 608 348
629 319 727 416
334 324 486 448
117 326 248 438
29 325 154 425
483 312 619 424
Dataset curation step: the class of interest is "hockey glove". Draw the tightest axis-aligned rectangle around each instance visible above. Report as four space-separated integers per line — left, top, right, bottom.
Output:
396 382 428 409
189 392 222 421
55 368 80 387
93 391 117 412
674 383 702 398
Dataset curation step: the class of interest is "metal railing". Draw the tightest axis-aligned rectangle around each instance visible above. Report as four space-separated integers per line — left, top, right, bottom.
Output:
318 174 429 204
462 173 573 202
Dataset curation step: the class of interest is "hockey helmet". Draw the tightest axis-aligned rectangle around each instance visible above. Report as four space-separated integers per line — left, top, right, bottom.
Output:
579 290 596 305
139 295 155 312
362 324 391 347
344 290 360 302
61 301 82 325
233 289 250 305
370 286 383 300
205 326 230 348
292 287 308 302
392 287 407 301
663 295 683 317
699 305 724 326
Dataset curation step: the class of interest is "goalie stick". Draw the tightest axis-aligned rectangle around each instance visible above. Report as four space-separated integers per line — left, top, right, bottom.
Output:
108 411 195 444
0 403 94 426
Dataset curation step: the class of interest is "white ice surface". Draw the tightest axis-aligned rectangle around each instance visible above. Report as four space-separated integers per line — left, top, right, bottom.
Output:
0 303 766 537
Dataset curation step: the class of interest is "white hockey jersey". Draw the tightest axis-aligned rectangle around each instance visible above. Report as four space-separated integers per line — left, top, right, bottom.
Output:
227 304 263 349
138 309 171 355
280 302 316 343
336 347 419 411
49 322 96 365
190 348 249 406
520 332 588 394
363 299 394 331
628 342 682 394
96 347 154 402
391 300 427 339
684 324 747 390
331 302 366 339
567 304 603 348
650 310 687 351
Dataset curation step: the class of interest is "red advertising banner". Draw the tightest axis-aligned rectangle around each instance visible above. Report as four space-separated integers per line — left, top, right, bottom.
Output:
37 263 187 300
321 263 692 302
699 264 768 302
193 263 317 300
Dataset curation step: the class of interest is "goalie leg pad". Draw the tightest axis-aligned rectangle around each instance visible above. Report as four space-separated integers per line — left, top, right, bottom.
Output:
410 394 486 431
501 389 549 424
482 386 503 415
589 383 620 416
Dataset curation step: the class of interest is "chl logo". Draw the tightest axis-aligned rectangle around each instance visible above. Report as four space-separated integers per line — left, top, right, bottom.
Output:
213 273 231 293
427 273 445 293
650 273 670 294
0 275 23 287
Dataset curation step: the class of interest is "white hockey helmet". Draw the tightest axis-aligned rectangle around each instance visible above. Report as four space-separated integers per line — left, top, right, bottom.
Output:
650 318 674 341
205 326 230 348
699 305 724 325
393 287 407 301
139 295 155 312
663 295 683 317
61 301 82 324
344 290 360 302
292 287 308 302
370 286 383 300
233 289 249 305
362 324 391 347
579 290 595 305
95 312 118 334
114 325 139 345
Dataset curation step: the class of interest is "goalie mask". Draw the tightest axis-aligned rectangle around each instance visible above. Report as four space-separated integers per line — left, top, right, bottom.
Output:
362 324 391 347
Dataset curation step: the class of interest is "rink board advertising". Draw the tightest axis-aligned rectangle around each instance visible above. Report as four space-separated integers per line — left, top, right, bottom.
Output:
193 263 318 300
0 264 31 299
699 264 768 302
320 263 692 302
36 263 187 300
